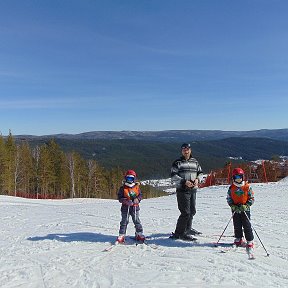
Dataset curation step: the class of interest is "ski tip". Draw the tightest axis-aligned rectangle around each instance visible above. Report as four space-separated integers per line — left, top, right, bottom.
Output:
212 242 234 247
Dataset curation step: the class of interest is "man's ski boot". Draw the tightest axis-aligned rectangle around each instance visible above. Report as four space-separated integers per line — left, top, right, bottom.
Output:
187 228 202 235
169 232 197 242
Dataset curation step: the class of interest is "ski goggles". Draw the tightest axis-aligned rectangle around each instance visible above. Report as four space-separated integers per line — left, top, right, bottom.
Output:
125 176 135 183
233 174 243 180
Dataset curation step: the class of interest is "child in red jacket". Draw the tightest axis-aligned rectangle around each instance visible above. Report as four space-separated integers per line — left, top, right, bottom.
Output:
116 170 145 243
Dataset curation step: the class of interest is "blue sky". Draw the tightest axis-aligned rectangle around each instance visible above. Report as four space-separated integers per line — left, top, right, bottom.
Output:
1 0 288 136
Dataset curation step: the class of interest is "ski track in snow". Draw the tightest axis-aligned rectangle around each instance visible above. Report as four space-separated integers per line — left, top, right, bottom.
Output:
1 179 288 287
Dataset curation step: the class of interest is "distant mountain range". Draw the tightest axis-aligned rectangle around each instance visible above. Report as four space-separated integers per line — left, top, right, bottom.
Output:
12 129 288 180
14 128 288 142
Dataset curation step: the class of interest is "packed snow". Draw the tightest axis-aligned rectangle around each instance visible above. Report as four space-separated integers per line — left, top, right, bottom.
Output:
1 179 288 288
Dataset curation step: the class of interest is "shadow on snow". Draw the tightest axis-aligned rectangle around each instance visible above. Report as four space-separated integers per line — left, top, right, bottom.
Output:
27 232 116 243
27 232 223 249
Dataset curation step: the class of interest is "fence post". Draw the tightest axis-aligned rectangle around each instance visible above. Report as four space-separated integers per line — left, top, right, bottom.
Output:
262 161 268 183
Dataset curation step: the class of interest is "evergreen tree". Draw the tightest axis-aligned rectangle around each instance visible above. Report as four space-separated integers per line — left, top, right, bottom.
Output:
0 135 6 193
18 141 35 195
46 139 69 197
38 144 55 198
3 131 17 195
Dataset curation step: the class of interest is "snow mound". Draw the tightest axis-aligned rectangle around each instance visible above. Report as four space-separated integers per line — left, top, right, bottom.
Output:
278 176 288 183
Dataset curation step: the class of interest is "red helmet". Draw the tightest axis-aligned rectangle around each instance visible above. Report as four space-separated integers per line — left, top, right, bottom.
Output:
232 168 244 176
125 170 137 178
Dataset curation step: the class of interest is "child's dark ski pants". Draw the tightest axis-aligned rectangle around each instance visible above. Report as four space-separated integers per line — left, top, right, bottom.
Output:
233 211 254 241
119 205 143 235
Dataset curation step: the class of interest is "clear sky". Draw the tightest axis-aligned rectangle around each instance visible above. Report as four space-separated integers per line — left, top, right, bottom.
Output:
1 0 288 136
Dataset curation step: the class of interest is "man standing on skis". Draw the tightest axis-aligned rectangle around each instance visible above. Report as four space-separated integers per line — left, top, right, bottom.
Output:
170 143 204 241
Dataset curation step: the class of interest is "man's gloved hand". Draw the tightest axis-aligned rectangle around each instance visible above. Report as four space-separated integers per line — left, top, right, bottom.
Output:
185 180 194 188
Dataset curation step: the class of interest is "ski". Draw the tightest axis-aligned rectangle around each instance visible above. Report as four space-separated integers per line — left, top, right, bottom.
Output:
103 241 121 252
214 242 256 259
130 236 159 249
213 242 236 253
246 246 256 260
212 242 235 247
248 253 256 260
103 240 131 252
137 240 158 250
102 241 136 252
219 246 237 253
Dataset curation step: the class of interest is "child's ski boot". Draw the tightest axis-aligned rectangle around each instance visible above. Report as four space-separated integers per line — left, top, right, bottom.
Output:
246 241 255 259
234 238 246 247
116 234 125 244
135 232 145 242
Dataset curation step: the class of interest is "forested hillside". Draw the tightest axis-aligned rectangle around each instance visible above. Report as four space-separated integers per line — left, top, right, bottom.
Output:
0 133 166 199
2 131 288 198
18 136 288 179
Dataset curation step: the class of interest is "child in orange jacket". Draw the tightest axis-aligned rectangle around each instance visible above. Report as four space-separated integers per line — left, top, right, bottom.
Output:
116 170 145 243
227 168 254 251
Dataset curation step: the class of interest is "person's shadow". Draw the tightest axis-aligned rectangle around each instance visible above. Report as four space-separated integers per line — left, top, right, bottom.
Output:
27 232 115 243
27 232 215 248
146 233 214 248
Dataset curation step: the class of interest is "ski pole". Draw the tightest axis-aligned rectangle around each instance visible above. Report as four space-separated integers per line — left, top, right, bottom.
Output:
215 211 236 245
244 211 270 257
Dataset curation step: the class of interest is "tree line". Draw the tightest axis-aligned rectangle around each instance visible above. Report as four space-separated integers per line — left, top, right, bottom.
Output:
0 132 166 199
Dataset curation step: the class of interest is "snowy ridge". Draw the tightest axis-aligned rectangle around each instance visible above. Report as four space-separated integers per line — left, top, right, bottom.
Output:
1 180 288 287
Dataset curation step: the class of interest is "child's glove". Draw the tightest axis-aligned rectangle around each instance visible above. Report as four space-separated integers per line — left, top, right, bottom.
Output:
230 204 241 213
123 199 133 206
133 198 139 204
239 204 250 212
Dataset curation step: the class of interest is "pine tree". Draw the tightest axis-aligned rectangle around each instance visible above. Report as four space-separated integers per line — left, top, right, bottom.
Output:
3 131 17 195
0 135 6 193
46 140 68 198
18 141 35 195
38 144 55 198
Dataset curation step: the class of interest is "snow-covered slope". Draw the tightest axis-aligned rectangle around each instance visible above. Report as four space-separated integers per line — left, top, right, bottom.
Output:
1 180 288 287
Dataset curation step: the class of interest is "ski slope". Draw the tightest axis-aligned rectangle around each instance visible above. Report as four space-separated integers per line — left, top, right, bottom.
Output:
1 178 288 287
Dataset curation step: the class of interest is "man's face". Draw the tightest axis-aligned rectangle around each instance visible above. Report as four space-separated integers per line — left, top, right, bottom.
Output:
182 146 191 157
